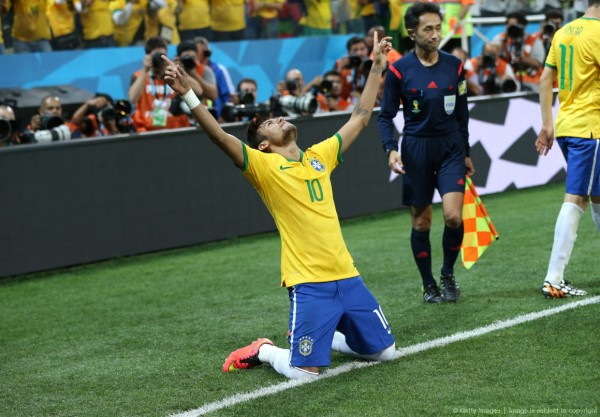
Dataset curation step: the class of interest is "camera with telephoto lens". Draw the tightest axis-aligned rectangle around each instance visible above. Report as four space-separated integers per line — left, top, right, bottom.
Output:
478 55 518 95
348 54 363 68
222 102 271 123
21 113 71 143
0 116 20 143
151 52 164 69
314 79 333 97
272 94 318 116
180 55 197 72
285 78 301 94
99 100 135 133
543 22 557 37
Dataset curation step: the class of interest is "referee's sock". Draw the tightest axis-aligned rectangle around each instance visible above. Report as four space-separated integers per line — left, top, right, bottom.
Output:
441 223 464 276
411 228 436 287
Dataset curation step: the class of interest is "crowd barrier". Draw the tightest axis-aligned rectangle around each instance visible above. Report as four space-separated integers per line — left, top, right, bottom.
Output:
0 91 563 278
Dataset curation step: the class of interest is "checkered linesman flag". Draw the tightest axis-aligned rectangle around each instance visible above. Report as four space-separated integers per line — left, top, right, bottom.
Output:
461 176 499 269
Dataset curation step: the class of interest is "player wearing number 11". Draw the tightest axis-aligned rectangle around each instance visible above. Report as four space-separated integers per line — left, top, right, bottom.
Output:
162 32 396 379
535 0 600 298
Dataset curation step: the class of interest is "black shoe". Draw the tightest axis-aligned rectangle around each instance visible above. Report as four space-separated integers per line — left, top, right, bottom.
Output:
440 274 461 302
423 284 443 303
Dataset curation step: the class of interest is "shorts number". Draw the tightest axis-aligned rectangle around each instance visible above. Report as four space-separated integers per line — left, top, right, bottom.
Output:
373 306 391 331
305 179 323 202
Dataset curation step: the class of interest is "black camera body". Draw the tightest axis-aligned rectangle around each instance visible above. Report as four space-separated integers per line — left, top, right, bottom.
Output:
270 94 317 117
222 102 270 123
0 117 19 143
180 55 197 72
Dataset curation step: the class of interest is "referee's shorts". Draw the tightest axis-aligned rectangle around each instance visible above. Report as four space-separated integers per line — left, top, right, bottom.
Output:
400 130 467 206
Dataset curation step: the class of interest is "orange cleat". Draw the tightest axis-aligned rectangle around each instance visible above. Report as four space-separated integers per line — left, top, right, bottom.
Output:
222 338 273 372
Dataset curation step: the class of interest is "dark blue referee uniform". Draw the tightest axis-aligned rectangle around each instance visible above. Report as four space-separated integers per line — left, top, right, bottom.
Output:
378 50 470 206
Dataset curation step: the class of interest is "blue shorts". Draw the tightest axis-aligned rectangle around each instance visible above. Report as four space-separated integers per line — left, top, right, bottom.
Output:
287 276 395 368
401 131 466 206
557 137 600 197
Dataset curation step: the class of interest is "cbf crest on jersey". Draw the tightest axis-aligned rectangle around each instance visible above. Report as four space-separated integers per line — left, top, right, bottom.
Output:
310 158 325 172
298 335 314 356
444 94 456 115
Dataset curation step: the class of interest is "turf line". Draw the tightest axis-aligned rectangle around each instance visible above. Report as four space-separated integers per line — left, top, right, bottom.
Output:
170 295 600 417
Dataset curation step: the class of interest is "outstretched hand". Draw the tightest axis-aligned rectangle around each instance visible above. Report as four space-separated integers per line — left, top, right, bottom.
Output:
161 55 191 95
372 32 393 68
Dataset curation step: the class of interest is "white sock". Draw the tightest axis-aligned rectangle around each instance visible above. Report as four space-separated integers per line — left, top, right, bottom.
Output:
545 202 583 284
331 331 396 362
591 203 600 233
258 344 318 380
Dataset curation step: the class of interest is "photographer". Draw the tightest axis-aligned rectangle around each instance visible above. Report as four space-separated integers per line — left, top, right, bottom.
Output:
492 12 545 92
464 42 518 96
70 94 135 137
128 37 195 131
221 78 270 123
334 36 372 102
305 71 353 113
20 95 75 143
532 10 564 59
271 68 318 117
0 103 20 146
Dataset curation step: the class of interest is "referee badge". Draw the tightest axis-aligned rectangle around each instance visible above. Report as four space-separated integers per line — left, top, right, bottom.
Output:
444 95 456 115
458 80 467 96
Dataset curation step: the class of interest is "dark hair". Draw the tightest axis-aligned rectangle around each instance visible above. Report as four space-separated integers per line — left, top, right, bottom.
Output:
589 0 600 6
346 36 367 51
145 36 168 54
323 70 341 79
545 9 563 21
404 2 442 31
246 115 269 149
177 41 197 57
506 12 528 27
237 78 258 92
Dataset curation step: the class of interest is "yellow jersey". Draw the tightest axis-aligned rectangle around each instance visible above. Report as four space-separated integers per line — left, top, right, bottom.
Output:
546 17 600 139
242 135 359 287
211 0 245 32
11 0 51 41
178 0 210 31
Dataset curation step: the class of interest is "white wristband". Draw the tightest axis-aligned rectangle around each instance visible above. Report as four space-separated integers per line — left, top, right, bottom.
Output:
181 89 201 110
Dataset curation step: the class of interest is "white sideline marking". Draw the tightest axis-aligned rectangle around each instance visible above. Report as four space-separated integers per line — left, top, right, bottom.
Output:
170 295 600 417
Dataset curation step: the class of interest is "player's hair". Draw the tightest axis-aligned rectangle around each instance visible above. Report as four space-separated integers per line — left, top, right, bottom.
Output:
144 36 168 54
506 11 528 27
588 0 600 6
404 2 442 31
247 115 269 149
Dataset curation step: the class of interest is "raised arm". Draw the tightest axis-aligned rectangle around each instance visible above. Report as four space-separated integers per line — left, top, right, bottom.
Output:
337 32 392 154
162 55 245 168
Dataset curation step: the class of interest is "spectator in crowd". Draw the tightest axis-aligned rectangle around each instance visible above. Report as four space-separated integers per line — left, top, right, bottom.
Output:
0 1 5 54
194 36 233 118
144 0 180 45
335 36 370 101
47 0 82 50
110 0 146 47
246 0 285 39
272 68 317 117
128 37 194 131
211 0 246 41
492 11 545 92
300 0 332 36
0 103 20 146
387 0 402 51
463 42 518 96
532 9 564 58
277 68 305 97
80 0 116 48
436 0 474 52
366 25 402 64
335 0 363 34
399 0 419 53
308 70 353 113
9 0 53 53
359 0 377 33
177 0 211 42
